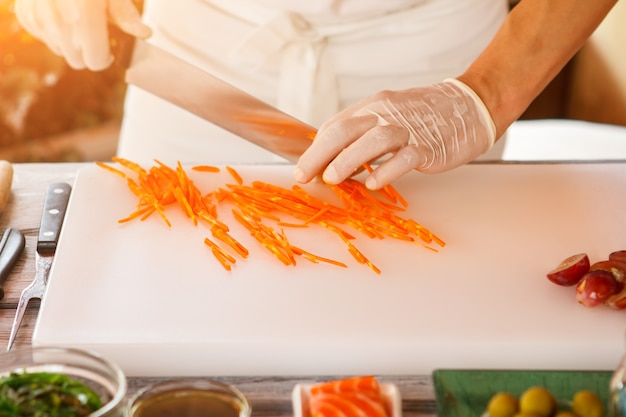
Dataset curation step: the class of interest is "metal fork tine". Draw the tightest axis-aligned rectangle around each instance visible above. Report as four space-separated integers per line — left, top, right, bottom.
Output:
7 292 32 351
7 258 48 351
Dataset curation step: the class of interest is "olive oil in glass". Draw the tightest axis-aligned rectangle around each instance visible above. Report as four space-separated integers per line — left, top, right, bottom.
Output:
127 379 251 417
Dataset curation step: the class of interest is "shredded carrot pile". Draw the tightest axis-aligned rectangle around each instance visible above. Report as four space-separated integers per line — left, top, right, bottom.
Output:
96 157 444 273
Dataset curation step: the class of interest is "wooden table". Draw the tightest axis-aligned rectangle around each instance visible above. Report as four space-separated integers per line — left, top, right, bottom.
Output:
0 162 438 416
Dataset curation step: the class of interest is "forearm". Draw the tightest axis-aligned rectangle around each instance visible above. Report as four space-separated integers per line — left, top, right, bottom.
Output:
458 0 618 138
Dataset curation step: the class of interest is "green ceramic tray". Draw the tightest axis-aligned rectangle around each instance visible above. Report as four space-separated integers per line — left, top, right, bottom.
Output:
433 369 612 417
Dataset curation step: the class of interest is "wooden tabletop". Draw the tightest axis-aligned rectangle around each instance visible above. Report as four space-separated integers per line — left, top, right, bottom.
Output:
0 162 437 417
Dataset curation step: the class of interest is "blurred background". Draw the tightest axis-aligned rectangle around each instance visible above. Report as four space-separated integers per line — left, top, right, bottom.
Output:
0 0 624 163
0 0 131 162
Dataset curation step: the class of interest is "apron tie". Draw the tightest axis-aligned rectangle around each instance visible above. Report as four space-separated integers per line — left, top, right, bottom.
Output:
229 12 339 126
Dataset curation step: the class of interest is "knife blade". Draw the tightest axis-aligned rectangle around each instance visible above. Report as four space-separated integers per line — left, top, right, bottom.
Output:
7 182 72 351
112 32 317 163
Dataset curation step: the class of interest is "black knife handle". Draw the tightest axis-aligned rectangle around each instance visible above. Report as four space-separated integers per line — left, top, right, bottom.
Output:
37 183 72 255
0 228 25 300
109 25 136 70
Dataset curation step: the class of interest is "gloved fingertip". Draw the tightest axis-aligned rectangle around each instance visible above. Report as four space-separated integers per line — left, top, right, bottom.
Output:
322 166 342 185
134 24 153 39
120 22 153 39
86 54 114 71
64 53 87 70
293 167 308 184
365 176 379 190
67 61 87 71
45 43 63 57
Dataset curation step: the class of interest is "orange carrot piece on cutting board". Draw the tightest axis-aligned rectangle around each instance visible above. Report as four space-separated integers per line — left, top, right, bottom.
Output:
97 159 444 273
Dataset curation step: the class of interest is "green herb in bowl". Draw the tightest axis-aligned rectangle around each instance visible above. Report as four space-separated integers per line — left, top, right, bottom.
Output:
0 371 103 416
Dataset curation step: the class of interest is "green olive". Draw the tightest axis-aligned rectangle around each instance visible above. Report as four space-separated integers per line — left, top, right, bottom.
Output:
554 411 578 417
512 412 543 417
571 390 604 417
519 386 557 417
487 392 519 417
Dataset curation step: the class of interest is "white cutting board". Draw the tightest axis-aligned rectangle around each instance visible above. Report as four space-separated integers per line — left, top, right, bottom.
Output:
33 163 626 377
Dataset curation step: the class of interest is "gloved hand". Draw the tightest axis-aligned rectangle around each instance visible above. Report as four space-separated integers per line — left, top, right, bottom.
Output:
294 78 497 190
14 0 152 71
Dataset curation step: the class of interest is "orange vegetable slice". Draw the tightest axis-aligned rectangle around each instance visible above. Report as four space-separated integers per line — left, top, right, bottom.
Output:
310 376 382 395
310 392 389 417
309 376 389 417
97 159 444 273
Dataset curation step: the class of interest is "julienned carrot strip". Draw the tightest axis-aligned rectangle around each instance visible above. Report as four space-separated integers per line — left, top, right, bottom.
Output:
173 187 194 224
332 181 386 212
204 237 236 260
383 184 408 208
302 207 329 225
291 246 348 268
384 230 415 242
232 208 297 266
140 207 156 221
318 221 355 241
226 190 282 222
175 162 189 197
98 159 444 273
118 205 154 223
204 237 236 271
212 225 249 258
192 165 220 173
112 156 147 176
346 240 366 264
276 222 309 228
226 166 243 185
154 160 178 184
362 162 408 208
126 178 144 199
154 205 172 228
261 239 294 266
197 210 228 231
403 218 446 247
362 257 381 274
235 208 292 265
212 249 233 271
362 163 375 174
96 161 127 178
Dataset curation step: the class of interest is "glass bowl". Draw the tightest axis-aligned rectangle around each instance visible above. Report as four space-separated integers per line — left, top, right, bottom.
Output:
611 352 626 417
0 346 127 416
126 379 251 417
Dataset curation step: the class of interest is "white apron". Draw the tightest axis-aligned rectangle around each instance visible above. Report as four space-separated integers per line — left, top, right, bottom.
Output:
116 0 508 164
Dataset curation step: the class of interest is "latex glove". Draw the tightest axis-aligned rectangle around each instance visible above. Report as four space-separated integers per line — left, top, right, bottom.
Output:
294 78 496 190
14 0 152 70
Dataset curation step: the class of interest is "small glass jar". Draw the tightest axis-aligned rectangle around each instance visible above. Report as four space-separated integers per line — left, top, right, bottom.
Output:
0 346 128 416
611 333 626 417
126 379 251 417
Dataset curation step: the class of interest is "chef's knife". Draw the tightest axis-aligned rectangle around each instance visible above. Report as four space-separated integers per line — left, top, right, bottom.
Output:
7 182 72 351
112 31 317 163
0 228 26 301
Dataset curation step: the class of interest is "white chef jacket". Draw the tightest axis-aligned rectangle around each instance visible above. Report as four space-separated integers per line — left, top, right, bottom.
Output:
117 0 509 164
